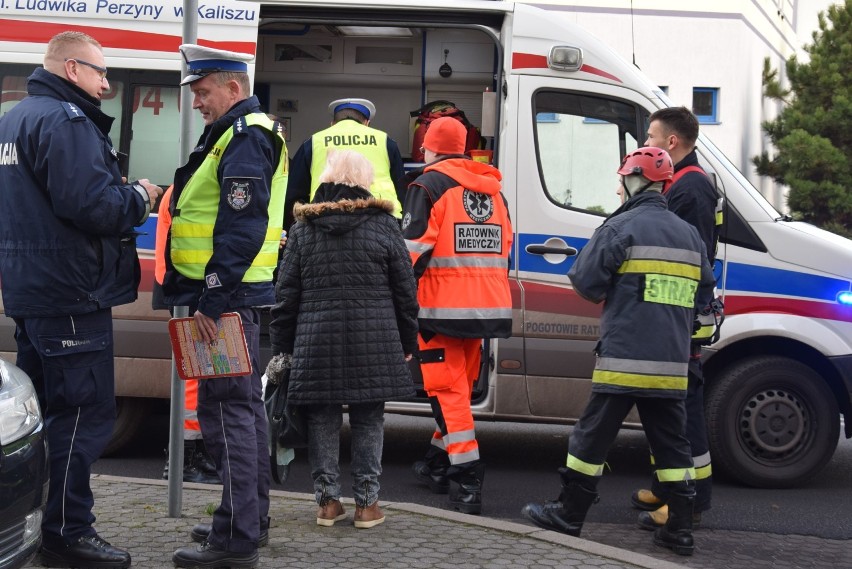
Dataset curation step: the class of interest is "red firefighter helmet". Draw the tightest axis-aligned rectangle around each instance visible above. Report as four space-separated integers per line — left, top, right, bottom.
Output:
617 148 674 183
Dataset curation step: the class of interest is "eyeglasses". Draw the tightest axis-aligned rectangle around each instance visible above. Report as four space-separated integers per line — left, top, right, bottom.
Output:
65 58 108 80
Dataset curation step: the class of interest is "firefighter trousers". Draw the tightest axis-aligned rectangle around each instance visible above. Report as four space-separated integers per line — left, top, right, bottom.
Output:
566 391 694 489
649 358 712 511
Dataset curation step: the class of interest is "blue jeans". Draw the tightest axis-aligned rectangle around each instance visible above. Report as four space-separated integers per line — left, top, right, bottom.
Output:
306 402 385 507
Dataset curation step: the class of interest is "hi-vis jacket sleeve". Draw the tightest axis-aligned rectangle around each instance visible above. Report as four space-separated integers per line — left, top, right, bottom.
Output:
401 181 441 280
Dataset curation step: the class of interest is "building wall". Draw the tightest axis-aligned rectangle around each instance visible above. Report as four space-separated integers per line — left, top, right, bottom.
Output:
529 0 839 212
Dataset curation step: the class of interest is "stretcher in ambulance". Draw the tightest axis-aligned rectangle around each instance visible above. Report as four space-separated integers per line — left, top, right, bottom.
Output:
0 0 850 489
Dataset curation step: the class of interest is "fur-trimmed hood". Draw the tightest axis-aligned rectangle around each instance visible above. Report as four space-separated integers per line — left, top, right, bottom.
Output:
293 185 396 236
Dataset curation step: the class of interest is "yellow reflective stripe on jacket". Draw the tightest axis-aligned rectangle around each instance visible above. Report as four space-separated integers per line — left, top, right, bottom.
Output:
566 453 605 477
171 113 287 282
309 120 400 217
656 466 696 482
593 357 688 391
618 259 701 281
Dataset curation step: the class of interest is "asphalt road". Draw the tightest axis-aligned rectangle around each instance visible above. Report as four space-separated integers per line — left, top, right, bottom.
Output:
95 411 852 541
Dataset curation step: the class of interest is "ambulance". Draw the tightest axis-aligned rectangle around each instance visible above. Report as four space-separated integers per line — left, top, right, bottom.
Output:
1 0 850 489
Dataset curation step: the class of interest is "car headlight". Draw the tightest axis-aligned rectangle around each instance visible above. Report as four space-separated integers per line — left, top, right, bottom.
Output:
0 359 42 445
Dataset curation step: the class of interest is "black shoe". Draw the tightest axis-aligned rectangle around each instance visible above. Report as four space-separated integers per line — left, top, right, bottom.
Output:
41 534 131 568
190 523 269 547
412 461 450 494
173 541 259 569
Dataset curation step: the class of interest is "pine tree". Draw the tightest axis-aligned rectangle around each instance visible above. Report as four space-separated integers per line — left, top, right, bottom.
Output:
754 1 852 238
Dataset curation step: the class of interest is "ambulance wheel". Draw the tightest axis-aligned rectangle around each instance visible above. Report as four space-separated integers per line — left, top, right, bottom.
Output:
706 355 839 488
103 397 151 456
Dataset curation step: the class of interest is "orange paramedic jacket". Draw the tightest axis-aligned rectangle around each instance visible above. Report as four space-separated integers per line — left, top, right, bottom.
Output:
402 157 513 339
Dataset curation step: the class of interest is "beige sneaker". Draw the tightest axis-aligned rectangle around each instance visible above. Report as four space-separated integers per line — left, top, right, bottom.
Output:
316 499 347 527
354 502 385 529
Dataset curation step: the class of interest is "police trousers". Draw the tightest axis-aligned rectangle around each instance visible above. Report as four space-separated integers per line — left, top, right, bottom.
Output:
14 308 116 547
197 307 270 553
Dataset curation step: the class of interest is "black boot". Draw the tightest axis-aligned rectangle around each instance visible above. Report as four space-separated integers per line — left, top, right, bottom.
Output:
412 447 450 494
653 489 695 556
172 541 258 569
179 440 219 484
41 534 131 569
194 439 219 480
448 462 485 515
191 517 270 547
521 478 599 537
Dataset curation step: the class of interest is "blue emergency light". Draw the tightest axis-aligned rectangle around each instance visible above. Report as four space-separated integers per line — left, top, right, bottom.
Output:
838 291 852 306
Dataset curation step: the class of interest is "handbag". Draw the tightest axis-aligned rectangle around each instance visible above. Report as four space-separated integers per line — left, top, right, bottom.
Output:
264 365 309 484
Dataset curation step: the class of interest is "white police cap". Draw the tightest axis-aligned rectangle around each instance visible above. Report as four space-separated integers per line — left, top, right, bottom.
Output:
179 44 255 86
328 98 376 120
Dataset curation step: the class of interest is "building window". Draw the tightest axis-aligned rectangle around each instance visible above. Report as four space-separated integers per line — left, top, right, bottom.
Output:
692 87 719 123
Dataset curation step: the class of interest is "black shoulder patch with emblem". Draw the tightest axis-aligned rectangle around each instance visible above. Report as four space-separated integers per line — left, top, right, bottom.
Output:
227 180 253 211
61 102 87 122
232 116 249 137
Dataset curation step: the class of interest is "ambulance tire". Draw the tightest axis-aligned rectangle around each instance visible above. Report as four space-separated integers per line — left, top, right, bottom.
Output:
103 397 151 456
706 355 839 489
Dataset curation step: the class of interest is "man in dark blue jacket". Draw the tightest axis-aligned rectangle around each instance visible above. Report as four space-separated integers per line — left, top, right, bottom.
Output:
165 44 288 569
0 31 161 569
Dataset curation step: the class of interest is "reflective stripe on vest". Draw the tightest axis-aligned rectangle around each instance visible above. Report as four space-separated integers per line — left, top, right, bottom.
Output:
310 121 400 217
171 114 288 282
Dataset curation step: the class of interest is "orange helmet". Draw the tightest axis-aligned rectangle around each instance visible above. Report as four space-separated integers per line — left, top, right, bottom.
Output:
617 148 673 183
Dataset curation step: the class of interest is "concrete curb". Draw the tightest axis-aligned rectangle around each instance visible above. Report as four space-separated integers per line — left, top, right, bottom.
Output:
93 474 687 569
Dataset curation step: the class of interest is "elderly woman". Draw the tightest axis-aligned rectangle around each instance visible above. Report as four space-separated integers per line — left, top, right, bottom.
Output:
269 150 419 529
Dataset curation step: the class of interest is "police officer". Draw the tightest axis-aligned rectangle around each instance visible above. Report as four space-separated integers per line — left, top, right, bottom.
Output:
287 98 406 217
632 106 724 529
0 31 162 568
402 117 513 515
165 44 288 569
522 148 715 557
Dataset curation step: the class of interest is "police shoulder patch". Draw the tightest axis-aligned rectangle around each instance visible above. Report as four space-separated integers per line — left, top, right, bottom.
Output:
60 102 86 121
227 180 252 211
462 189 494 223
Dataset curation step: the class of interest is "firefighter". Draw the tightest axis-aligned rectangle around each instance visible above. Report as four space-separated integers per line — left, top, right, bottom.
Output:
633 106 724 529
401 117 513 515
521 148 715 556
288 98 406 217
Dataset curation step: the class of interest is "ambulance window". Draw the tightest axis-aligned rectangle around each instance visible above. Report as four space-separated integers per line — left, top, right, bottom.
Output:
0 71 28 116
534 91 642 215
126 85 203 187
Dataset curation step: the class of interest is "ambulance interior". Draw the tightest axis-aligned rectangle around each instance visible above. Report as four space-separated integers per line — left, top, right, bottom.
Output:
253 18 500 169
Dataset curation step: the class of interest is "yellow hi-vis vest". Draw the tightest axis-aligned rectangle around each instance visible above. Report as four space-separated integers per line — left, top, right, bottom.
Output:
309 120 401 217
171 114 288 282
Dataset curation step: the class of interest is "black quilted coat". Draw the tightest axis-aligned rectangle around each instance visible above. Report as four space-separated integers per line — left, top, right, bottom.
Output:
269 183 419 405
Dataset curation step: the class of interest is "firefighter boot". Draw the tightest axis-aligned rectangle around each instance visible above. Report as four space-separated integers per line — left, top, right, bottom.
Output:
412 447 450 494
653 490 695 556
631 488 665 511
448 462 485 515
521 480 599 537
